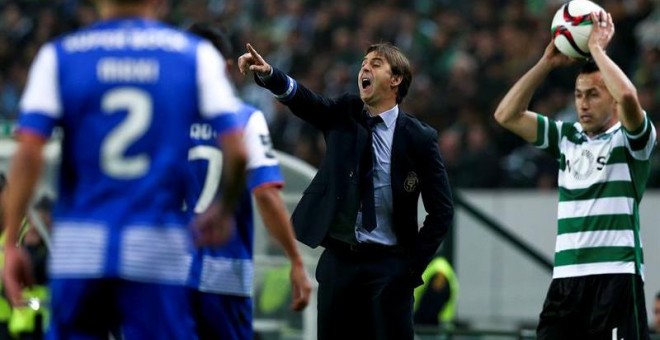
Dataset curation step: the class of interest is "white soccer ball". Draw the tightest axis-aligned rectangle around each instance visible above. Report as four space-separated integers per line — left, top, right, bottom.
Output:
551 0 605 59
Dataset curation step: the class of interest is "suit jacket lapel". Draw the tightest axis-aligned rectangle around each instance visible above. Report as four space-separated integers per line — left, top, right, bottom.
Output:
391 113 408 193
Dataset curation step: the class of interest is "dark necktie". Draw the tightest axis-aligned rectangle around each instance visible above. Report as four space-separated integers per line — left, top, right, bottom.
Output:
360 115 382 232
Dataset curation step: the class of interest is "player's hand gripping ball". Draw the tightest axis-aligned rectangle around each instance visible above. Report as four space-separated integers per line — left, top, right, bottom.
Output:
551 0 605 58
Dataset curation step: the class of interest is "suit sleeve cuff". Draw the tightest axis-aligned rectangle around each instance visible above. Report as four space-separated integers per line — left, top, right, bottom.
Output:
256 67 274 81
253 67 296 101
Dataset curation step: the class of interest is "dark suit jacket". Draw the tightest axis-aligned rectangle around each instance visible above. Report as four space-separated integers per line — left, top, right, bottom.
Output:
256 68 454 286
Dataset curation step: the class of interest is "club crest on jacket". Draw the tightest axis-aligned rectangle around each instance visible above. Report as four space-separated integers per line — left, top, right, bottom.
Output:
404 171 419 192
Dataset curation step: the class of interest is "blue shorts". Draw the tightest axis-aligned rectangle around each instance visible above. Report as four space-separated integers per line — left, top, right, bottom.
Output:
48 278 196 340
191 291 252 340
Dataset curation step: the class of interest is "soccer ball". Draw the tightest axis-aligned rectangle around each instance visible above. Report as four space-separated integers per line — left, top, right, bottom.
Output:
551 0 605 59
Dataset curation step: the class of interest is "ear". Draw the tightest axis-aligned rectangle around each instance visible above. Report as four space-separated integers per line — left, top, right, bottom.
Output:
390 74 402 87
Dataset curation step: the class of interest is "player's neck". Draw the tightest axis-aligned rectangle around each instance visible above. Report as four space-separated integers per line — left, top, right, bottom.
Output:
364 98 397 116
98 4 156 20
584 121 617 138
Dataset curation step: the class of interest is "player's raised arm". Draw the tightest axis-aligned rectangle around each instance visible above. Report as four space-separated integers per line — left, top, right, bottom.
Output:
494 41 575 142
587 11 644 132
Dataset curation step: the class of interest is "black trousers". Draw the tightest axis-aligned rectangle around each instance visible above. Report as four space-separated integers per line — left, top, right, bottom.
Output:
537 274 649 340
315 243 414 340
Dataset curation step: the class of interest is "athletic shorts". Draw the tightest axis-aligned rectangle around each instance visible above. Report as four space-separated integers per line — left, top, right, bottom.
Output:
48 278 196 340
190 290 252 340
537 274 649 340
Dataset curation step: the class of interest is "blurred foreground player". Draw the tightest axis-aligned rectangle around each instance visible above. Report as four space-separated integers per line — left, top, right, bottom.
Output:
2 0 247 338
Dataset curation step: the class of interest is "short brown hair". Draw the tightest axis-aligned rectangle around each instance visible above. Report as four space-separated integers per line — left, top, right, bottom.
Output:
366 43 412 103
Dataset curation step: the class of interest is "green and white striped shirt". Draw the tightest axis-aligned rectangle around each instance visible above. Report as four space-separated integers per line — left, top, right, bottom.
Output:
534 113 656 279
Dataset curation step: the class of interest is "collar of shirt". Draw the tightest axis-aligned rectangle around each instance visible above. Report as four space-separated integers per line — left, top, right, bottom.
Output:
574 121 621 141
368 105 398 129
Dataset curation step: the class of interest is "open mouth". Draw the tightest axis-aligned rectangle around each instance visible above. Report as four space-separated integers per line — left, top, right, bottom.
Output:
361 78 372 90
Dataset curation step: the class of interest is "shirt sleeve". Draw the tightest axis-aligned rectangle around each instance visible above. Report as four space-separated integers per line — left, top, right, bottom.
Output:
622 112 656 160
533 114 562 160
196 40 242 136
243 109 284 191
18 43 61 138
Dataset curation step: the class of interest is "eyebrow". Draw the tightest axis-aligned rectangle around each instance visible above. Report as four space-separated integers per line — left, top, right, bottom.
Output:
362 57 385 63
575 88 597 93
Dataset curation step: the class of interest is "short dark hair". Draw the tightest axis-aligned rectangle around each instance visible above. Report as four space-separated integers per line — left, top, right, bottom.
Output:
366 43 412 104
656 291 660 300
579 59 600 75
187 23 233 59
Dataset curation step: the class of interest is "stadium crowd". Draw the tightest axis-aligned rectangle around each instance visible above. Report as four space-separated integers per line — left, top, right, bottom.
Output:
0 0 659 188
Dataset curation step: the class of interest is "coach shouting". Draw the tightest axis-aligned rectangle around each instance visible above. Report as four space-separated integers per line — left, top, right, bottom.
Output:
239 42 454 340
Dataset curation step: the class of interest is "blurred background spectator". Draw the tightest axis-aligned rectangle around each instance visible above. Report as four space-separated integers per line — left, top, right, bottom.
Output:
0 0 658 188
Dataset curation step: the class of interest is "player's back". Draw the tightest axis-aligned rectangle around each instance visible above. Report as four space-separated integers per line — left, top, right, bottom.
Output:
186 103 283 295
54 19 197 224
19 18 240 283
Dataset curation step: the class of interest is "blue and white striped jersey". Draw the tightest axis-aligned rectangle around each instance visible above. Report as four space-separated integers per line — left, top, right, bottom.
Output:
186 103 283 296
18 18 241 284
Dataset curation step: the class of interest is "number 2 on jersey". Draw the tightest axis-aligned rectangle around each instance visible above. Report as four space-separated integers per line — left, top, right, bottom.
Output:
100 87 152 179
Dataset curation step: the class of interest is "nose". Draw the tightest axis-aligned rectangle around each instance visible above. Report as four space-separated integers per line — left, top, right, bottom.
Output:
577 97 589 111
361 63 370 73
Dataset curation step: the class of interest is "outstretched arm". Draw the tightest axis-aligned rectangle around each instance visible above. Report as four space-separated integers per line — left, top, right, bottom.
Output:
494 41 575 142
588 11 644 132
237 43 347 130
253 184 312 311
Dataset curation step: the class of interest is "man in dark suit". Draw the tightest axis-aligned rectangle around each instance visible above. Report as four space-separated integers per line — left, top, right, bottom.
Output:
239 42 454 340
